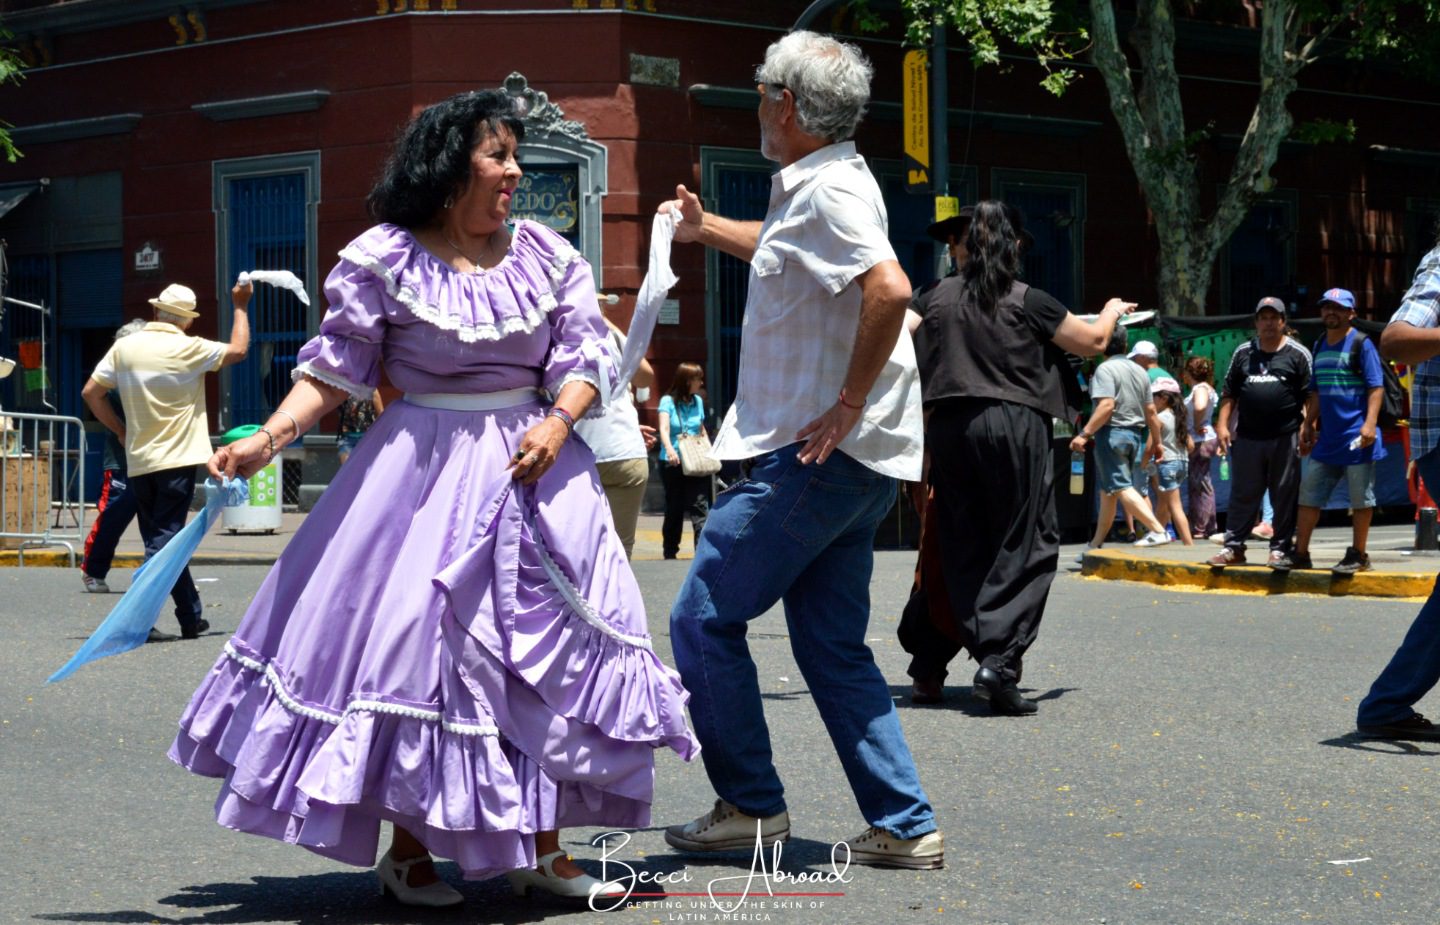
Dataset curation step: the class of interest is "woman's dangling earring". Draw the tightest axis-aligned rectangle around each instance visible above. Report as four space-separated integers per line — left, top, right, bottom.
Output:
444 194 455 209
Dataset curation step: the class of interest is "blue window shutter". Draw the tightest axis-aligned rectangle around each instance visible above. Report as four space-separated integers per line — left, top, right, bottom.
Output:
58 249 123 328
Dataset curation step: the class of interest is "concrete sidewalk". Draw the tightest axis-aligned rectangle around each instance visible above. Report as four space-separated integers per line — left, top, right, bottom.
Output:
2 511 689 568
1075 521 1440 599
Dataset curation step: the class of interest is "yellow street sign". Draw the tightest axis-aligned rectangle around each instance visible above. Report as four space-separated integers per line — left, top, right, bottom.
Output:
935 196 960 222
904 50 929 194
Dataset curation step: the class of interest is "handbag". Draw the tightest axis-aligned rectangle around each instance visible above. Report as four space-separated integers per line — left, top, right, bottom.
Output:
676 431 721 477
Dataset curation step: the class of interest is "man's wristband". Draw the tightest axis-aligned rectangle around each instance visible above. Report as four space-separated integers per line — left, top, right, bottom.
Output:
838 388 864 411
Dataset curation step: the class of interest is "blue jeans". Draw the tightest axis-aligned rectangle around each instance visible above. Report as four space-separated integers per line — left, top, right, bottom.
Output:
1094 424 1144 494
1357 447 1440 726
669 443 937 838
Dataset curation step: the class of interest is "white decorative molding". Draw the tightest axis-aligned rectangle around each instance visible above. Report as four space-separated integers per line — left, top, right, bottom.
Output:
501 73 608 287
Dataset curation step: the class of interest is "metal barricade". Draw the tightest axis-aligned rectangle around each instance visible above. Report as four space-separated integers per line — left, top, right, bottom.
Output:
0 410 87 565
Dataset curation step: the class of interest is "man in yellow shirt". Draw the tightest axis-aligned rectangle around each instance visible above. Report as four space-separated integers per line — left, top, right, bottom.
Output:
82 281 251 639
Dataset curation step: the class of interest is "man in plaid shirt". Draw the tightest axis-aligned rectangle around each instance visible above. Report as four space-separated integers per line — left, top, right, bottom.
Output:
1357 231 1440 741
657 30 940 869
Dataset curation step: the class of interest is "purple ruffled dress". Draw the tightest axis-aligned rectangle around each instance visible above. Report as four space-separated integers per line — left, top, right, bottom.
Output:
169 221 698 880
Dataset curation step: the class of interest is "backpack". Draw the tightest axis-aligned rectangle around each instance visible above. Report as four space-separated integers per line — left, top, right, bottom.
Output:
1314 331 1406 428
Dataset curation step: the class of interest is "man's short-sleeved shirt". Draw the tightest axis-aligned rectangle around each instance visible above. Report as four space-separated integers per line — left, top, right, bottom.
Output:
1221 337 1312 440
1091 356 1152 428
710 142 923 481
90 321 225 476
1309 329 1387 465
1390 244 1440 460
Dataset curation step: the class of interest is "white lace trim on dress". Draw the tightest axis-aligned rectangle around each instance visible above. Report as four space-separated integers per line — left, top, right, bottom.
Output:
223 643 500 736
530 534 654 650
291 360 373 399
337 238 577 345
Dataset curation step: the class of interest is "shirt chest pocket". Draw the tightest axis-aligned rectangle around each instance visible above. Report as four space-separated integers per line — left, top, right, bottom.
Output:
751 246 785 278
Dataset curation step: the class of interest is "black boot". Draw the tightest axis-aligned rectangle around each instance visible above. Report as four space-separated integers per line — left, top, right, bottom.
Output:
972 666 1037 715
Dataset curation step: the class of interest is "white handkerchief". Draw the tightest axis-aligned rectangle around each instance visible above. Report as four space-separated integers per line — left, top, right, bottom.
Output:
238 270 311 306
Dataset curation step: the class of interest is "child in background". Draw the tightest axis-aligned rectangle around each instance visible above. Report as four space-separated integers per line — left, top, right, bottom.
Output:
1151 377 1194 545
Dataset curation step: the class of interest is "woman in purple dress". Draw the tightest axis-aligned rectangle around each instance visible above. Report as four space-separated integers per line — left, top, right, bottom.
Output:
169 91 697 908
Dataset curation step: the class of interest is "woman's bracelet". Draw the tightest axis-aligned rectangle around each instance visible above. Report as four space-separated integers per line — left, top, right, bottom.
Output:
838 388 865 410
268 408 301 442
547 407 575 436
257 426 277 459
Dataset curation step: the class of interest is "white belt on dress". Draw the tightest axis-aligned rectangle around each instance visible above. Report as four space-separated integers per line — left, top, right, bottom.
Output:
403 388 542 411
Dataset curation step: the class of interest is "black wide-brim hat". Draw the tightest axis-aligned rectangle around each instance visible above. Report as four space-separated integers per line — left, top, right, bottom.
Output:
925 203 1035 247
925 206 976 242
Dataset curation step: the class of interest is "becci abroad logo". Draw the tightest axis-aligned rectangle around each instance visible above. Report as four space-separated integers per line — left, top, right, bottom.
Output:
587 821 854 914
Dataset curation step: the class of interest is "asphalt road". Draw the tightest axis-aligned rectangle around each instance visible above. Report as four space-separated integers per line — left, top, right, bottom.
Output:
4 554 1438 925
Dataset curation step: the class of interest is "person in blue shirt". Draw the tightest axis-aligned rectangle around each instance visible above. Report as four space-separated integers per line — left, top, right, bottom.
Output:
1293 287 1385 573
657 362 711 559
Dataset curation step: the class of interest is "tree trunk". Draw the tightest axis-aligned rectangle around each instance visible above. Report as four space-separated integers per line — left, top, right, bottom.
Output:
1154 225 1211 317
1089 0 1311 316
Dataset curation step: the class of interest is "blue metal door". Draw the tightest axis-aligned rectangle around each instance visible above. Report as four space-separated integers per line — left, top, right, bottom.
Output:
1005 188 1078 309
1227 201 1291 313
226 172 309 425
712 166 772 415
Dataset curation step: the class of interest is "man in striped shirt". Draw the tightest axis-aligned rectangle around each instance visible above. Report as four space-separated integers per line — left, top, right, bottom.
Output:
81 281 250 640
1357 233 1440 741
1292 288 1385 573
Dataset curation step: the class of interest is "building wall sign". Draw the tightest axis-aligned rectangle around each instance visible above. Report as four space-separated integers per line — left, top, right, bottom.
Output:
134 241 162 273
511 168 579 244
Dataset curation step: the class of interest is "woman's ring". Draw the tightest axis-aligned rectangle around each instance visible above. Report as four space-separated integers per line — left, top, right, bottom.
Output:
514 450 527 462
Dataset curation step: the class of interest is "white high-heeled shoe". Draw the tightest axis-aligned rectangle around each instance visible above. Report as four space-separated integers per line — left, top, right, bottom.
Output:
375 849 464 907
506 849 627 903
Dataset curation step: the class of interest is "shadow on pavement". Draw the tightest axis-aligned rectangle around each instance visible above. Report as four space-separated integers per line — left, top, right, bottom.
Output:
34 840 853 925
889 684 1077 715
34 867 602 924
1319 733 1440 756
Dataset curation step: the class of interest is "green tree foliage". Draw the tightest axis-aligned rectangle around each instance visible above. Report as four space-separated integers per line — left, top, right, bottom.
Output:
0 26 25 163
898 0 1440 314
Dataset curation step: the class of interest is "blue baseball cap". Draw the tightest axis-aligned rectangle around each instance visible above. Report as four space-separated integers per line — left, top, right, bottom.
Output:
1320 287 1356 311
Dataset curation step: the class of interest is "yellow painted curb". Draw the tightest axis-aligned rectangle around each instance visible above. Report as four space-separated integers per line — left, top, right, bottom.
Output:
1081 549 1435 600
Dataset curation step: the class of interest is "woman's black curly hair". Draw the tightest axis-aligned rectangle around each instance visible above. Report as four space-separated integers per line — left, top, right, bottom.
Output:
366 90 525 228
961 200 1025 314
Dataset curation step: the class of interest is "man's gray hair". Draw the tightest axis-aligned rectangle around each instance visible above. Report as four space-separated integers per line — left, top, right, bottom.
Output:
114 319 147 340
755 30 872 143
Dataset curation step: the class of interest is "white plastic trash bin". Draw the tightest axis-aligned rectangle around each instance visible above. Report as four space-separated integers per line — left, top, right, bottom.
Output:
223 453 283 534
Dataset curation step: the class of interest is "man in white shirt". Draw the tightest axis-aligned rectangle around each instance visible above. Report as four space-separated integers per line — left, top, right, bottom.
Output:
82 281 251 639
659 30 940 870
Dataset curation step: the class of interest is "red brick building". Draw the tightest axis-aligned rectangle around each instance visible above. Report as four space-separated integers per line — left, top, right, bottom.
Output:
0 0 1436 500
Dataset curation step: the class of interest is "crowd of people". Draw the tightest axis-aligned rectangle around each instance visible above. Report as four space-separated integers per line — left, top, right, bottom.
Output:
70 24 1440 912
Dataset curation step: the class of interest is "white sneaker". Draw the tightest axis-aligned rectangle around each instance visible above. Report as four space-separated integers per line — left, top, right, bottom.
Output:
1133 531 1171 548
664 798 790 853
844 826 944 870
80 572 109 593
